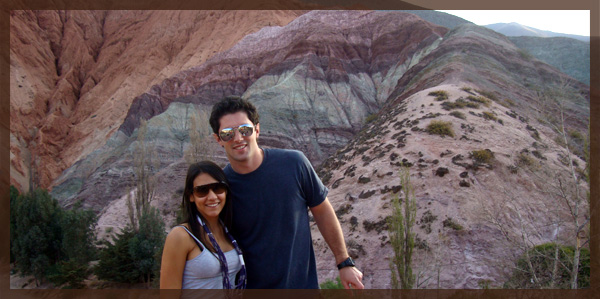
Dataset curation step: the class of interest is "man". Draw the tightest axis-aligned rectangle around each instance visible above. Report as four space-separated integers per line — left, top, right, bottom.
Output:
209 96 364 289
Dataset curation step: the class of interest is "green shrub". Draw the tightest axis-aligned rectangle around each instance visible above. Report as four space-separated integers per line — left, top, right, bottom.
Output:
449 111 466 120
460 87 475 95
320 277 344 289
475 89 499 101
482 111 497 121
504 243 590 289
364 113 378 125
442 217 463 230
471 149 494 164
428 90 449 101
425 120 455 137
466 95 491 107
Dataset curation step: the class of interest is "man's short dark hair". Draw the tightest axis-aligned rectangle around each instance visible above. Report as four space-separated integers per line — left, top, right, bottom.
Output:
209 96 260 134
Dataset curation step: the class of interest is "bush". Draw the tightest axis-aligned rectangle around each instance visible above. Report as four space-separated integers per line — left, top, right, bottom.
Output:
475 89 499 101
482 111 497 121
442 217 463 230
364 113 378 125
471 149 494 164
504 243 590 289
95 207 165 285
449 111 466 119
425 120 455 138
466 95 491 107
428 90 449 101
320 277 344 289
460 87 475 95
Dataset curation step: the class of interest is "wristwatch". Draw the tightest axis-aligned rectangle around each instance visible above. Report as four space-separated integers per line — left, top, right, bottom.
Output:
337 257 355 270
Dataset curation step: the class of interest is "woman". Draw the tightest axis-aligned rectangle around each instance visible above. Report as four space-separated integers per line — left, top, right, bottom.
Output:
160 161 246 289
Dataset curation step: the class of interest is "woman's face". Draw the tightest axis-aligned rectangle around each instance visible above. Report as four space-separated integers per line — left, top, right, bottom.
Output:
190 172 227 221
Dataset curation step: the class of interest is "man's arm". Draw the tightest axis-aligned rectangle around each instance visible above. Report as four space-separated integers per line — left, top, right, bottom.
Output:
310 197 364 289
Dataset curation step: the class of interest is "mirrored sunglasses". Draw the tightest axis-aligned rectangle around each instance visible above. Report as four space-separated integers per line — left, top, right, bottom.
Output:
193 182 228 198
219 124 254 142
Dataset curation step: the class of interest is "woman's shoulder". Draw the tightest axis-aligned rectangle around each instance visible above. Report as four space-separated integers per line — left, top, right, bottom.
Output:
166 224 193 241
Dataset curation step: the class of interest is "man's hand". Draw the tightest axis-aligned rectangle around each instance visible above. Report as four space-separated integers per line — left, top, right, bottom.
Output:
340 266 364 289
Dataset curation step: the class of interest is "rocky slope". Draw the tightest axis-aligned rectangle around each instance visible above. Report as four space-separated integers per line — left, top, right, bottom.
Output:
10 10 306 191
10 10 589 289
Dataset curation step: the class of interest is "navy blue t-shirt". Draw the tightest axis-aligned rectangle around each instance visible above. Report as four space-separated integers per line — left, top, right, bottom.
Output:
223 148 328 289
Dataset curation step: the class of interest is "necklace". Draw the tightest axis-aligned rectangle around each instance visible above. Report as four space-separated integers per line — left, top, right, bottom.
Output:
197 215 247 289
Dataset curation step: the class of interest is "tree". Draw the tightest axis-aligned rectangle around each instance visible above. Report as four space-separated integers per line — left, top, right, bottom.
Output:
167 104 191 158
47 206 98 288
10 185 20 264
504 243 590 289
12 189 63 286
128 206 166 286
96 118 166 286
388 165 417 289
537 79 590 289
184 108 215 164
128 119 159 232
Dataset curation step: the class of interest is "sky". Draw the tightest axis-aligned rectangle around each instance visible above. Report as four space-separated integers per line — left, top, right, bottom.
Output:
437 10 590 36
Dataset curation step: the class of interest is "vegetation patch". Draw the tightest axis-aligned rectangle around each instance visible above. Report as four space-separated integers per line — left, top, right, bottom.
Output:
335 204 353 218
503 243 590 289
320 277 344 289
460 86 475 95
475 89 499 101
425 120 455 138
428 90 449 101
471 149 494 164
358 175 371 184
506 110 518 118
441 98 480 110
466 95 491 107
442 217 463 230
364 113 379 125
482 111 497 121
449 111 466 119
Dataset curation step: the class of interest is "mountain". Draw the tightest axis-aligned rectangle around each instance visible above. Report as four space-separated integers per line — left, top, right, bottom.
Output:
485 22 590 42
400 10 472 29
9 10 307 192
507 36 590 86
10 10 589 289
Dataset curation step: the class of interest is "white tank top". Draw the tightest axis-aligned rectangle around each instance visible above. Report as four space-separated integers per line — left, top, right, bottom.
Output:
177 226 241 289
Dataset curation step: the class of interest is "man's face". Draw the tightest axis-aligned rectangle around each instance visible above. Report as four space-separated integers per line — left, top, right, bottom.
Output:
214 111 261 164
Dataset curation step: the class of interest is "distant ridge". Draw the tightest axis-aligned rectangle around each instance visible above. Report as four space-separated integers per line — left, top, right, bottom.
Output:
485 22 589 42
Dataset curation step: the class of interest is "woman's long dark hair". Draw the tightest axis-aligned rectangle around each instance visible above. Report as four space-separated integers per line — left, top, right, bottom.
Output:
182 160 233 253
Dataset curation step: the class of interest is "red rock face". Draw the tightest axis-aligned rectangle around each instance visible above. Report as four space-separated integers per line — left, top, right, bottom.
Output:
10 10 305 191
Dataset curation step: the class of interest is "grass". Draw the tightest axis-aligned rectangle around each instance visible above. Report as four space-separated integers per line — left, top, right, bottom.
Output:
441 99 480 110
471 149 494 164
443 217 463 230
482 111 497 121
425 120 455 138
428 90 449 101
449 111 466 119
466 95 491 107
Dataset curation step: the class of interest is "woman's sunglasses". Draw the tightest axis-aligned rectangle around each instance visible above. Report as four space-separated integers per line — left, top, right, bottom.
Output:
218 124 254 142
193 182 228 198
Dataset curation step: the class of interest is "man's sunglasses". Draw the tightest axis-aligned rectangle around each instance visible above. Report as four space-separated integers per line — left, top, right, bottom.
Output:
193 182 228 198
218 124 254 142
